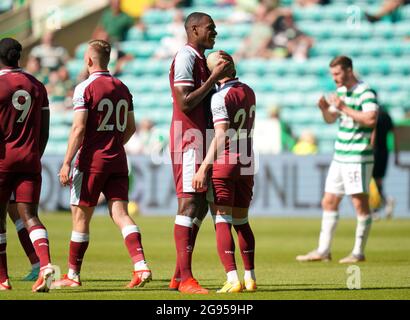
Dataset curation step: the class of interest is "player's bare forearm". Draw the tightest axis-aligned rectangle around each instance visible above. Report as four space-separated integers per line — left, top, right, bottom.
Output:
199 138 216 174
175 77 217 113
39 110 50 157
321 108 338 124
214 127 228 161
339 104 377 127
63 111 88 165
198 126 227 173
63 125 85 165
318 96 338 124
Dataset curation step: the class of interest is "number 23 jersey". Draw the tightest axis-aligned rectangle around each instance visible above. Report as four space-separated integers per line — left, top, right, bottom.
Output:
210 79 256 178
73 71 133 173
0 68 49 173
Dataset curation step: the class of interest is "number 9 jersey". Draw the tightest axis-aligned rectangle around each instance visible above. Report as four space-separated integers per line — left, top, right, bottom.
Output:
72 71 133 174
0 68 49 173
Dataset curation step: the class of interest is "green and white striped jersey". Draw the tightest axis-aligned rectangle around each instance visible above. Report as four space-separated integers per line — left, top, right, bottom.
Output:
333 81 378 164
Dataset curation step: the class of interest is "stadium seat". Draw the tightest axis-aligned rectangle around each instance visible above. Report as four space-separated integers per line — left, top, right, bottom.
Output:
142 9 173 25
67 59 84 80
122 59 171 76
119 41 158 58
125 27 145 41
55 0 408 156
215 23 251 40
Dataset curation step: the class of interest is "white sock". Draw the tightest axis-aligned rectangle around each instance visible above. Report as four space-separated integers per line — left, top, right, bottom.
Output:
317 210 339 255
227 270 239 283
352 215 372 256
134 260 149 271
67 268 80 280
244 270 256 281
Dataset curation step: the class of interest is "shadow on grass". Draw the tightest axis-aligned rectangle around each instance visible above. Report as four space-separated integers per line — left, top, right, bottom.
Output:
52 288 179 293
253 286 410 293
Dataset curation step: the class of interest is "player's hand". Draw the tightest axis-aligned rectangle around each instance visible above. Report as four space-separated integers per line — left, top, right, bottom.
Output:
192 169 207 192
329 94 344 111
211 58 234 81
218 50 232 62
317 96 330 110
59 163 71 187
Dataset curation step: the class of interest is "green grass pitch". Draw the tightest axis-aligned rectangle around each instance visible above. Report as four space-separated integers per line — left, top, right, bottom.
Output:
2 213 410 300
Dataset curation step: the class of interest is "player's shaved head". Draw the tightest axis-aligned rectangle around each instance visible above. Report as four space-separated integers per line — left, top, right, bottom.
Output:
184 12 211 32
87 39 111 68
207 50 236 77
184 12 217 51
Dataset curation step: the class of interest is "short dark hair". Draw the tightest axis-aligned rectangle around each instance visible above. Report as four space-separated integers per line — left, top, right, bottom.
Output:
0 38 22 67
329 55 353 70
88 39 111 67
184 12 211 31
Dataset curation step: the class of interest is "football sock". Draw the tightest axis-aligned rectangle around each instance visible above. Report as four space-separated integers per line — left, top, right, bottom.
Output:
67 268 80 280
244 269 256 281
0 233 8 282
352 215 372 256
122 225 146 268
15 219 39 266
28 225 51 268
227 270 239 283
68 231 89 275
317 210 339 255
233 218 255 271
174 215 193 282
171 217 202 281
215 215 237 273
134 259 149 271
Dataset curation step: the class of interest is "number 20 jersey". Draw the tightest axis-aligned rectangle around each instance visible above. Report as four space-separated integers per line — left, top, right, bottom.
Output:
73 71 133 173
0 68 49 173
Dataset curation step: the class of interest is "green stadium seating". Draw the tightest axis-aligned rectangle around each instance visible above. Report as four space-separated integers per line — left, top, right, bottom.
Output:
119 41 158 58
51 0 408 156
122 59 171 76
142 9 173 25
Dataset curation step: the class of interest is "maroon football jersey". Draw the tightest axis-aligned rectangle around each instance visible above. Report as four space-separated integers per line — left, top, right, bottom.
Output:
210 79 256 178
169 45 211 156
72 71 133 173
0 68 49 173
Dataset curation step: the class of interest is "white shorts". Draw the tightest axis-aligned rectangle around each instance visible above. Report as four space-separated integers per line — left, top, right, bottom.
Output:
325 160 373 196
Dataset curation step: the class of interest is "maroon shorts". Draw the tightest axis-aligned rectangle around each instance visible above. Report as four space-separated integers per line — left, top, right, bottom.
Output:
171 150 206 198
70 168 128 207
0 172 41 204
210 176 254 208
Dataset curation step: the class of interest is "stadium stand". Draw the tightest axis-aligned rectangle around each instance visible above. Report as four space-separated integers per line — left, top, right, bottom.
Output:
52 0 410 155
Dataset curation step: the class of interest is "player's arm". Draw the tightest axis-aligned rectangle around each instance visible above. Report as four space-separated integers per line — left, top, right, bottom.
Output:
39 88 50 157
123 111 136 145
59 111 88 186
174 55 232 114
330 93 378 128
317 96 339 124
39 109 50 157
192 123 228 191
